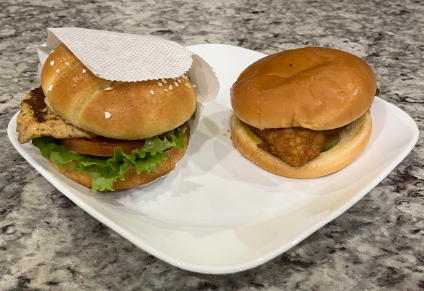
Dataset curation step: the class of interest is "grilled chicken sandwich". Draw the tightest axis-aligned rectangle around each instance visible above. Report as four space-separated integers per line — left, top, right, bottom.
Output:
230 47 377 178
17 44 197 191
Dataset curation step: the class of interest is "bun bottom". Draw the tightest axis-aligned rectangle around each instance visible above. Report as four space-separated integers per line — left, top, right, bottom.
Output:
49 137 189 191
230 112 372 178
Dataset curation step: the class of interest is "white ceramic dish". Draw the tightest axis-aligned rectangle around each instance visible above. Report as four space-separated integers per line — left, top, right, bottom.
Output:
8 44 419 274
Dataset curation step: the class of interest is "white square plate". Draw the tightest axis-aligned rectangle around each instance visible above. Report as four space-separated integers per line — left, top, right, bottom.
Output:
8 44 419 274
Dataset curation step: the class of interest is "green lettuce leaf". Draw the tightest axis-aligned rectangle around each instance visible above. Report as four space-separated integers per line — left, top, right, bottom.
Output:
32 128 187 192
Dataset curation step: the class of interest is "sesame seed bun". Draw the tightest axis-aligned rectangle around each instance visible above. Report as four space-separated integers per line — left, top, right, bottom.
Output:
24 43 197 191
41 44 197 140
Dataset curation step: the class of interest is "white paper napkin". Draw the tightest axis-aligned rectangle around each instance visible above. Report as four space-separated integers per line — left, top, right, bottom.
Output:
37 27 219 104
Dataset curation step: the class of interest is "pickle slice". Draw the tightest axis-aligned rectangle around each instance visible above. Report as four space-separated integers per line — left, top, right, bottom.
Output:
322 135 340 152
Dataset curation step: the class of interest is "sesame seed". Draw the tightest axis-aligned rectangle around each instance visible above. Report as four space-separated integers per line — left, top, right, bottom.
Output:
174 81 179 87
82 69 86 73
162 79 167 84
150 90 154 95
177 78 182 83
184 83 190 88
104 87 113 91
158 81 163 87
65 62 70 66
48 85 53 91
164 89 168 92
56 69 60 73
192 84 197 88
169 85 173 90
50 61 54 66
50 50 55 54
105 112 112 119
182 75 188 79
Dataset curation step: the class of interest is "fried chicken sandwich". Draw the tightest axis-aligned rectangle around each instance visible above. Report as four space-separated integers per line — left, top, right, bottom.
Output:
16 44 197 191
230 47 377 178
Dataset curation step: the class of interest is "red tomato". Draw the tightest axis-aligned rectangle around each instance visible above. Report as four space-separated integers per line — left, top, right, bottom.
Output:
61 137 145 156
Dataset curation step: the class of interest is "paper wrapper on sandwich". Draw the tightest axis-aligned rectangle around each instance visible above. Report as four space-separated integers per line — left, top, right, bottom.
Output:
35 27 220 188
37 27 220 137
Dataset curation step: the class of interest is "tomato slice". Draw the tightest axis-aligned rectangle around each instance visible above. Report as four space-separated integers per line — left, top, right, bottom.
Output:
61 137 146 157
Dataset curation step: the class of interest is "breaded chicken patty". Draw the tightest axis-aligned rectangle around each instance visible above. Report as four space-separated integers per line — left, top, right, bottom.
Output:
249 126 343 167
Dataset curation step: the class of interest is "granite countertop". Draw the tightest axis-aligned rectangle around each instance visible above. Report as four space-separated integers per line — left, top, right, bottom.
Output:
1 0 423 290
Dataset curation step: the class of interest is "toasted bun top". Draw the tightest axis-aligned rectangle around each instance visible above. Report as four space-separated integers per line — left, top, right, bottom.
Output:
41 44 197 140
230 47 376 130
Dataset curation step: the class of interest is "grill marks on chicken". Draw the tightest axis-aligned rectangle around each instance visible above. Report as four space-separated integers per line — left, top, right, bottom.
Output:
16 87 95 143
249 125 344 167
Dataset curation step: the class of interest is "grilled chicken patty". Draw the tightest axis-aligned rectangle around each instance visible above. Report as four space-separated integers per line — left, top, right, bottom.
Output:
16 88 95 143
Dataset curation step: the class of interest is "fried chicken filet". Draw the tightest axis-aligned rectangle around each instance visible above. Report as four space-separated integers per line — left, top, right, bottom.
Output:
248 126 343 167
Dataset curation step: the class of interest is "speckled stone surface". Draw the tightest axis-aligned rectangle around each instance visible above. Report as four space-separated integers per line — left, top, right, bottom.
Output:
1 0 423 290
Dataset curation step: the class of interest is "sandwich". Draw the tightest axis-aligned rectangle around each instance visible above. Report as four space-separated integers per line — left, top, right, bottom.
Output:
230 47 377 178
16 44 197 191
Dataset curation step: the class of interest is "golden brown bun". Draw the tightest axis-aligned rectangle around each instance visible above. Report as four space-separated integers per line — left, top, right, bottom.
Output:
230 47 376 130
41 44 197 140
49 129 190 190
230 112 372 178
